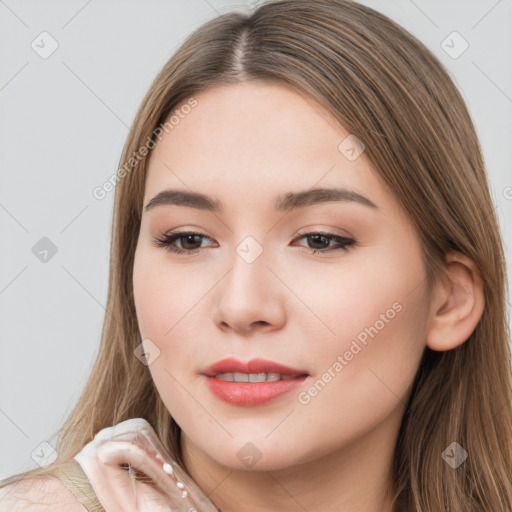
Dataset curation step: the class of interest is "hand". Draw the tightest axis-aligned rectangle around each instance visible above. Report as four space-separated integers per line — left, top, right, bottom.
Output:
73 418 218 512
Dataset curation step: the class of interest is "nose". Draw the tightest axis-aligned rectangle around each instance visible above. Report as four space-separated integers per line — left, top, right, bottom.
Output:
212 246 287 335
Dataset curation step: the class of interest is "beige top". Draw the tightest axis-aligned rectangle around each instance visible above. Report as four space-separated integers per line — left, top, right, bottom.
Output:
53 459 106 512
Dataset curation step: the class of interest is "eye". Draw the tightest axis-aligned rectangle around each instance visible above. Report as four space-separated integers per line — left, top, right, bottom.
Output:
152 231 215 255
152 230 356 255
292 231 356 254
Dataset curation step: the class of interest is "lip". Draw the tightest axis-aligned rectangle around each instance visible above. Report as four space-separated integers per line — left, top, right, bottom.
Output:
201 357 308 377
201 358 309 407
204 376 308 406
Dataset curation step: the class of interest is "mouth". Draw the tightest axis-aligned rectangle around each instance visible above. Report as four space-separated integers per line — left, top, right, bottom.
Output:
201 357 308 378
201 358 309 407
212 372 304 382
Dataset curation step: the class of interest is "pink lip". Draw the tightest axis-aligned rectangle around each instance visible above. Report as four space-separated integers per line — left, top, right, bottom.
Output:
201 358 309 407
201 357 308 377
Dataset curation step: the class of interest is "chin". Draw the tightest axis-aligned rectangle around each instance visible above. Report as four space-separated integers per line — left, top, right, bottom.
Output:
203 438 312 473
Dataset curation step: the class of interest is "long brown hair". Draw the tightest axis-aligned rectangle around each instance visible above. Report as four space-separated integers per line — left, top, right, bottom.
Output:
2 1 511 509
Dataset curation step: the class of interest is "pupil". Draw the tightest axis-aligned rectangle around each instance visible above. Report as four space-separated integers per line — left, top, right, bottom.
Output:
309 234 328 249
182 235 201 250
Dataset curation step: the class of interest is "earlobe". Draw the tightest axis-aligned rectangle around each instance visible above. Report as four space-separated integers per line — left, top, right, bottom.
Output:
426 252 485 352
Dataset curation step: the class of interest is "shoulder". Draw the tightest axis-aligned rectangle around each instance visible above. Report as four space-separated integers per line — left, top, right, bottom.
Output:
0 475 88 511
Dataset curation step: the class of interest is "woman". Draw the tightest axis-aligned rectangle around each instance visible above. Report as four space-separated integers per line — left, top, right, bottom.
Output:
1 0 511 510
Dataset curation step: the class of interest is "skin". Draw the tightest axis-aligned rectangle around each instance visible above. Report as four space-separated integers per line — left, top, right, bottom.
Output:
132 81 485 512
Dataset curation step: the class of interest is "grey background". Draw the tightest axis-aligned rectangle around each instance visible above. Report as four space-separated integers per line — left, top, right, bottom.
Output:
1 0 511 480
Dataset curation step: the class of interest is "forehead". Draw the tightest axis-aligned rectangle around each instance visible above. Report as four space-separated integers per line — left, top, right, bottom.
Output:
144 82 391 213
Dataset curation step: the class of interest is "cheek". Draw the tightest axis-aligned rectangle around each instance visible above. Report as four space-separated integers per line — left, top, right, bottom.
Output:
133 250 201 423
133 260 167 340
133 248 202 341
302 244 430 412
293 248 425 352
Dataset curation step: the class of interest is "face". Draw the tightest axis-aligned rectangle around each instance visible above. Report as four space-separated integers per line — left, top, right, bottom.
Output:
133 81 430 472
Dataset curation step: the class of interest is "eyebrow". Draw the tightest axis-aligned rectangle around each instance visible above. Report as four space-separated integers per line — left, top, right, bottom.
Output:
144 187 378 213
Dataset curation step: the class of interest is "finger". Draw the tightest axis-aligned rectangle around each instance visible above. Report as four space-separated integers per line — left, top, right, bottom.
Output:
97 441 180 498
109 420 173 466
76 440 170 512
74 450 137 512
106 425 220 509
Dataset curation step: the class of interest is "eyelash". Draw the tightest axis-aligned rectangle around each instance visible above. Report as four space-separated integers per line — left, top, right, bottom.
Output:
152 230 356 256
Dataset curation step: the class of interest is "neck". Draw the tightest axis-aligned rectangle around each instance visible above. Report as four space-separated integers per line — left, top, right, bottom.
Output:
180 408 403 512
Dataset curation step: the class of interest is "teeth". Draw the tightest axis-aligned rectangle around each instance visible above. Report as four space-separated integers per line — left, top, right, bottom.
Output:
213 372 300 383
234 372 249 382
249 373 267 383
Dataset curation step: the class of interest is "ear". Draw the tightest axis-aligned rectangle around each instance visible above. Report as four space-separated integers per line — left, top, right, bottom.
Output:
426 251 485 351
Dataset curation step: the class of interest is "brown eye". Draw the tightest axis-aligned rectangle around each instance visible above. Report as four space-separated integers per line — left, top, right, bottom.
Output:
292 232 356 254
152 231 214 255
